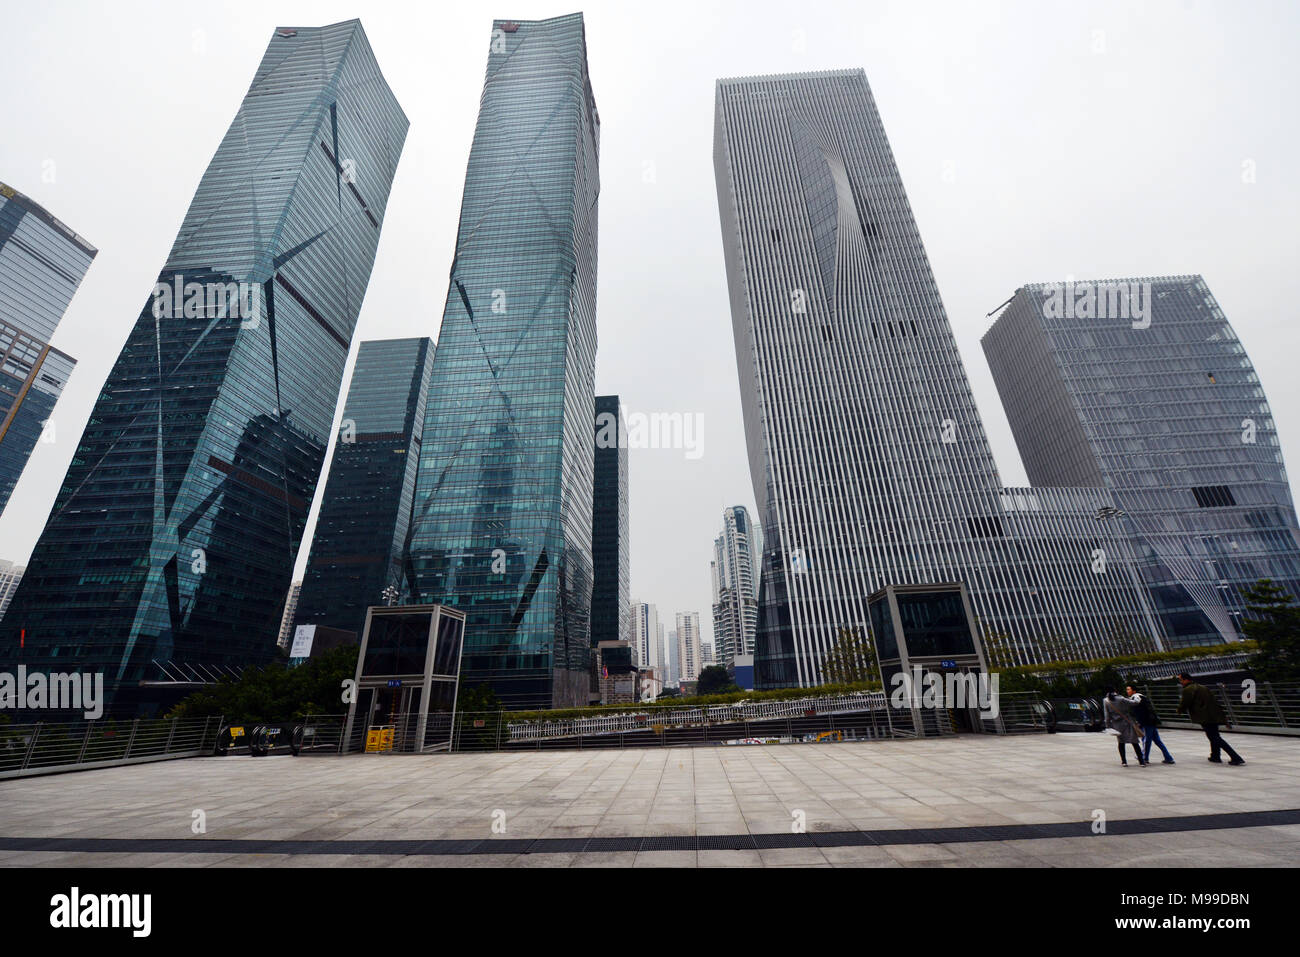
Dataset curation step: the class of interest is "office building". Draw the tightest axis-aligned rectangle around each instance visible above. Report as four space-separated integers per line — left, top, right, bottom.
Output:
713 70 1158 688
295 337 434 639
0 21 408 712
676 611 700 683
630 599 659 671
983 276 1300 645
0 180 95 514
591 395 630 646
406 14 601 709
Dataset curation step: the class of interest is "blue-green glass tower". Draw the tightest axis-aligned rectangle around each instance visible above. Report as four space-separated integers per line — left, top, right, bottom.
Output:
295 337 434 639
0 21 408 713
0 180 96 516
407 14 600 709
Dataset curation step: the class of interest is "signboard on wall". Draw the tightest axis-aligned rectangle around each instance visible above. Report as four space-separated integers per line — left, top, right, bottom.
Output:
289 624 316 659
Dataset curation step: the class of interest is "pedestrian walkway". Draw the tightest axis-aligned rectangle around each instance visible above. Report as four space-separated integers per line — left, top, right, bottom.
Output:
1 730 1296 867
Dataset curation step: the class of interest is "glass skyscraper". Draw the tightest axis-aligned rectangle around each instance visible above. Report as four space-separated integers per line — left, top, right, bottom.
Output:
295 337 434 639
406 14 600 709
1 21 408 713
591 395 629 648
983 276 1300 646
714 70 1159 688
0 179 95 515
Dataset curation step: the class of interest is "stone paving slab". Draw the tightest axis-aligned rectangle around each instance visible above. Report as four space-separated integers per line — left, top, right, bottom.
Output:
0 730 1296 866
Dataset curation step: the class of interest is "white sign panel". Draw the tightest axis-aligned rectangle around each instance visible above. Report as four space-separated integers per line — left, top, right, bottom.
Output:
289 624 316 659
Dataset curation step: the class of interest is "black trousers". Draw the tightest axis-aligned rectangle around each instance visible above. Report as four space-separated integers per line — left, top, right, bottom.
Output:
1202 723 1242 762
1117 739 1143 763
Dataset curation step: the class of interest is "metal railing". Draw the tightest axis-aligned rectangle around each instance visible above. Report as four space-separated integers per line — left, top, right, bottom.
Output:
493 691 892 747
1034 651 1253 686
991 691 1054 733
0 715 223 779
1140 680 1299 734
294 712 456 754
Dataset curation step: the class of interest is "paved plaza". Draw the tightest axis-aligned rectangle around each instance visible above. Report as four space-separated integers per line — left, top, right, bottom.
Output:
1 729 1298 867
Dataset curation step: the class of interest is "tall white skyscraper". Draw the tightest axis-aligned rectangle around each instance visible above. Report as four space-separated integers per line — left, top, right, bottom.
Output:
714 69 1157 688
676 611 701 682
701 641 716 669
630 599 660 670
277 580 302 650
656 621 667 680
710 506 759 670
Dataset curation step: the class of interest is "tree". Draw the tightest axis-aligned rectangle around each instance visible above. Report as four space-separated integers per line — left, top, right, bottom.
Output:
167 643 360 721
821 626 878 685
454 684 504 751
696 665 739 695
456 683 501 715
1243 579 1300 682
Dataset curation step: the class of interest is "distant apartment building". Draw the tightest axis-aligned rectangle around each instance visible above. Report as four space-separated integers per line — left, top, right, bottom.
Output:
676 611 701 682
0 560 24 623
666 628 679 685
276 581 302 650
710 505 759 670
0 179 95 515
657 621 668 683
630 600 660 671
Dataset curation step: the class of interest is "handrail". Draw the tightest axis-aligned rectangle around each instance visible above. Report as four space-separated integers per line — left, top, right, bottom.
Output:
0 715 222 780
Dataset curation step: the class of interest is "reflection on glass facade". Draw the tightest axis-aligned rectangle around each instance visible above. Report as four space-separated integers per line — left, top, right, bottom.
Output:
407 14 600 709
713 71 1160 689
591 395 629 648
895 591 976 658
295 338 433 639
983 277 1300 646
0 180 95 515
361 612 438 677
0 21 408 713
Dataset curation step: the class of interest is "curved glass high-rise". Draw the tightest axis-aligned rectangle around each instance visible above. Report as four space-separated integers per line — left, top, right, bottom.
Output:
714 70 1158 688
1 21 408 713
406 14 600 709
983 277 1300 646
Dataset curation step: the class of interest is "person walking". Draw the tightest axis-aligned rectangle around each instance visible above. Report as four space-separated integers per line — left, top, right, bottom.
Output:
1176 673 1245 766
1102 691 1146 766
1125 683 1174 764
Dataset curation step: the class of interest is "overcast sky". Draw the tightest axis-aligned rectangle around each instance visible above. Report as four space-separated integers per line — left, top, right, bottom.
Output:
2 0 1298 651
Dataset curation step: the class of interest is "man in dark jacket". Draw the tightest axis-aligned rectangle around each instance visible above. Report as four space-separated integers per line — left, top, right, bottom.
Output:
1176 674 1245 765
1126 684 1174 764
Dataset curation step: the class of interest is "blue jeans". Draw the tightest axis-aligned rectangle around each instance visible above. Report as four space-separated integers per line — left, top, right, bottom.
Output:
1142 725 1173 762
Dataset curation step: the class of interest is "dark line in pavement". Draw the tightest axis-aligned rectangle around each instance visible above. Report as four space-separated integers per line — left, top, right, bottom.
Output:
2 809 1297 857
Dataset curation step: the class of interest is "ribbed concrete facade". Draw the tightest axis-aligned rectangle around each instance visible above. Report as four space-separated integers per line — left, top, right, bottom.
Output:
713 70 1159 686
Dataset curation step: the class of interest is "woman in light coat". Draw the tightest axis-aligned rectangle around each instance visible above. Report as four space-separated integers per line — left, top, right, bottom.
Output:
1103 691 1147 766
